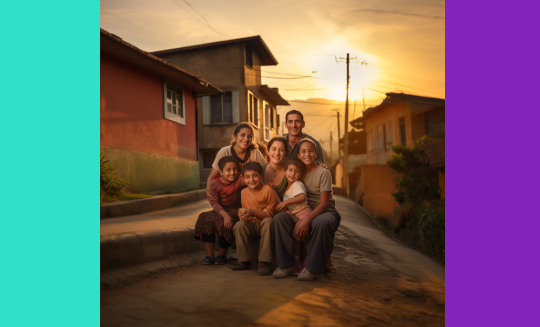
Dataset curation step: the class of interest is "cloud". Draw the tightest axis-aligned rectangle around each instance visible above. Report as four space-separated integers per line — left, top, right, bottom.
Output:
354 9 445 19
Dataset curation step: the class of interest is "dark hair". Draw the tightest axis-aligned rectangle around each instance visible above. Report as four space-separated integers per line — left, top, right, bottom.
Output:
284 158 306 177
217 156 240 171
241 162 263 175
264 137 289 162
296 138 317 154
285 110 304 122
230 122 258 151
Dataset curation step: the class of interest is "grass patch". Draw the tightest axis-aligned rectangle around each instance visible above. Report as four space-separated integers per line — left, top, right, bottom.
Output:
119 193 153 201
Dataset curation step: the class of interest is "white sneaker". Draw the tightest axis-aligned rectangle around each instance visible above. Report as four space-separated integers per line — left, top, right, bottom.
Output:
272 266 295 279
297 268 318 281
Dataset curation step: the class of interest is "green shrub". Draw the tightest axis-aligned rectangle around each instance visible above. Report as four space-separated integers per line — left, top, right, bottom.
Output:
387 137 440 206
100 151 128 202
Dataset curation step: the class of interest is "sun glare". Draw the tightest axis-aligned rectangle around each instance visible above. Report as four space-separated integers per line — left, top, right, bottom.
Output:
305 40 379 101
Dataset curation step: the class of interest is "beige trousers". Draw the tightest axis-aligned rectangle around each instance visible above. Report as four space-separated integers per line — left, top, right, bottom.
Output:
233 218 274 263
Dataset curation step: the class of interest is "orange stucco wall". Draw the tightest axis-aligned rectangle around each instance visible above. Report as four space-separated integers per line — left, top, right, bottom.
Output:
100 53 197 161
360 164 399 219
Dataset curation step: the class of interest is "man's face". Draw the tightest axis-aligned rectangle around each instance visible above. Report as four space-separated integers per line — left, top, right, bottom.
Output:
285 113 305 137
243 170 263 189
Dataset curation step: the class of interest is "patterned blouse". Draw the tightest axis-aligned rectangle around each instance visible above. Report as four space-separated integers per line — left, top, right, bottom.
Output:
209 175 247 213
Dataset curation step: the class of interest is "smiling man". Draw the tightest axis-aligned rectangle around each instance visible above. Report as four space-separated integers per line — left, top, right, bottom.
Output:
283 110 325 164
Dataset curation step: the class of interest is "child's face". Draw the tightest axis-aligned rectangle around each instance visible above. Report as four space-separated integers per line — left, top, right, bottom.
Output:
297 142 317 165
219 162 238 182
286 164 302 184
243 170 263 189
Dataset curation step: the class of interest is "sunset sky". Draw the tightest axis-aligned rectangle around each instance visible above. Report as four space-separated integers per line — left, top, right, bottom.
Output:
101 0 444 146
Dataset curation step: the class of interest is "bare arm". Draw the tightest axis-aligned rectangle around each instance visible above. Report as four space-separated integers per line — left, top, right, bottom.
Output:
295 192 330 239
206 169 220 202
276 193 306 212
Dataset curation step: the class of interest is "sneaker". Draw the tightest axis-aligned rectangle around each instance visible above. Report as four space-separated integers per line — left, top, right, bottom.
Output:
297 268 318 281
272 266 295 279
258 262 272 276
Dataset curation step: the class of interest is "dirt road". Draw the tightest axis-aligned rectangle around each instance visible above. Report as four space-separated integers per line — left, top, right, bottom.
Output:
101 197 444 326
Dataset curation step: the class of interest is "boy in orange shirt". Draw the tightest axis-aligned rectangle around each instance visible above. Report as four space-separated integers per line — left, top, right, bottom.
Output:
231 162 280 276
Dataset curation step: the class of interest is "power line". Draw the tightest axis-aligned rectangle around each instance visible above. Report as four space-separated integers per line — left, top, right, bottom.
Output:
100 9 181 47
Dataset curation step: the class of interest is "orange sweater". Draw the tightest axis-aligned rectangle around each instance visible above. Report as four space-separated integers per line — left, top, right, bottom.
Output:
240 184 280 218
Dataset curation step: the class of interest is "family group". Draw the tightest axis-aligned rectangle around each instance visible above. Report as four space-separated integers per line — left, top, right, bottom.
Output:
193 110 341 281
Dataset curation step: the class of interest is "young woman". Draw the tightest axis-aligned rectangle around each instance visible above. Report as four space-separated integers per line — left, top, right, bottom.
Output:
262 137 289 200
206 122 266 200
273 139 341 281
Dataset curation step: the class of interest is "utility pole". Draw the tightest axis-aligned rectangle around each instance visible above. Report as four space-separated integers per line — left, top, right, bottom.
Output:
330 131 333 165
337 53 355 197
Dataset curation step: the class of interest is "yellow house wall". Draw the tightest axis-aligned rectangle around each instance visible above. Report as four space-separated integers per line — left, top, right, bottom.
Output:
360 164 399 219
365 103 409 165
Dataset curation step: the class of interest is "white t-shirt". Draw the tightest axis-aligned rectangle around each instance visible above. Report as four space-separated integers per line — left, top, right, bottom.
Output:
283 181 310 215
211 145 266 171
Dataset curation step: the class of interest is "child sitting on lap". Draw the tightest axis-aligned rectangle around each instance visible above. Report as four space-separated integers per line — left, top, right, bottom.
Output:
231 162 280 276
276 158 312 275
194 156 245 266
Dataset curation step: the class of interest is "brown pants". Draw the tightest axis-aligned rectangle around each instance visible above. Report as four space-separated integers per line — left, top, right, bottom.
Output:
233 218 274 263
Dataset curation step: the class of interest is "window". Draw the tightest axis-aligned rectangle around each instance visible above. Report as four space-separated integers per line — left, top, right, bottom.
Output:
369 130 374 158
377 125 383 150
387 120 393 150
203 151 217 169
247 91 259 126
210 92 233 124
163 83 185 125
399 117 406 145
264 102 271 140
246 46 253 68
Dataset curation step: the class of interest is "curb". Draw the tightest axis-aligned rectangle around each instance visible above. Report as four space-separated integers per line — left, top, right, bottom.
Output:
101 229 205 270
100 189 206 219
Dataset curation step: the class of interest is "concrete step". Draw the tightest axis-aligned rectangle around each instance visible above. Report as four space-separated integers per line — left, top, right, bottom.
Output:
100 189 206 219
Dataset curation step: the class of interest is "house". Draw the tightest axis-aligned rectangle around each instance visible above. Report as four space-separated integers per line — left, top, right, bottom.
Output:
151 36 290 183
424 139 445 199
100 29 222 193
351 93 445 217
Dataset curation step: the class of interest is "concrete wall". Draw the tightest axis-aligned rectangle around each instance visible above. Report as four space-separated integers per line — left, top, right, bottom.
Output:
359 165 399 219
100 53 197 161
100 53 199 193
102 147 199 194
365 103 411 165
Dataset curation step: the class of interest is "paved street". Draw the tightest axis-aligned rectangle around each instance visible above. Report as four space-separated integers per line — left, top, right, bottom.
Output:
101 196 445 326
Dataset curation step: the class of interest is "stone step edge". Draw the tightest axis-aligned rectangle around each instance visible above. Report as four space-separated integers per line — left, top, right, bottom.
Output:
100 189 206 219
100 229 205 271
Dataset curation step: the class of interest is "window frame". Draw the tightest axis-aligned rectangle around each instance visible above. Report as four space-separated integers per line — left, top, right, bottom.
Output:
210 91 233 125
264 101 271 141
202 150 218 169
387 120 393 150
247 90 259 128
163 82 186 125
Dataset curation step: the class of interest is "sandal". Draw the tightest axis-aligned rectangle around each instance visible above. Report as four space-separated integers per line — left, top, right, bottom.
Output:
215 255 228 265
230 262 252 271
202 256 215 266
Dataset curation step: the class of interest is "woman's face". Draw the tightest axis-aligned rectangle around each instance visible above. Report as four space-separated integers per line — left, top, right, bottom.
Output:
235 127 254 150
297 142 317 165
268 141 286 164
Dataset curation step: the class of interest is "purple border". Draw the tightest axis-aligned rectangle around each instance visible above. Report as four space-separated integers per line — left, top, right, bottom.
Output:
447 2 540 326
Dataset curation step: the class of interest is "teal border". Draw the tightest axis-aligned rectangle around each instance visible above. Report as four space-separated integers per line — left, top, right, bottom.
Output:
1 2 98 326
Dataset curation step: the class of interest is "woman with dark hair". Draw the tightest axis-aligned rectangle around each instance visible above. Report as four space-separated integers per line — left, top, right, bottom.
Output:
262 137 289 200
206 122 266 200
273 138 340 281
